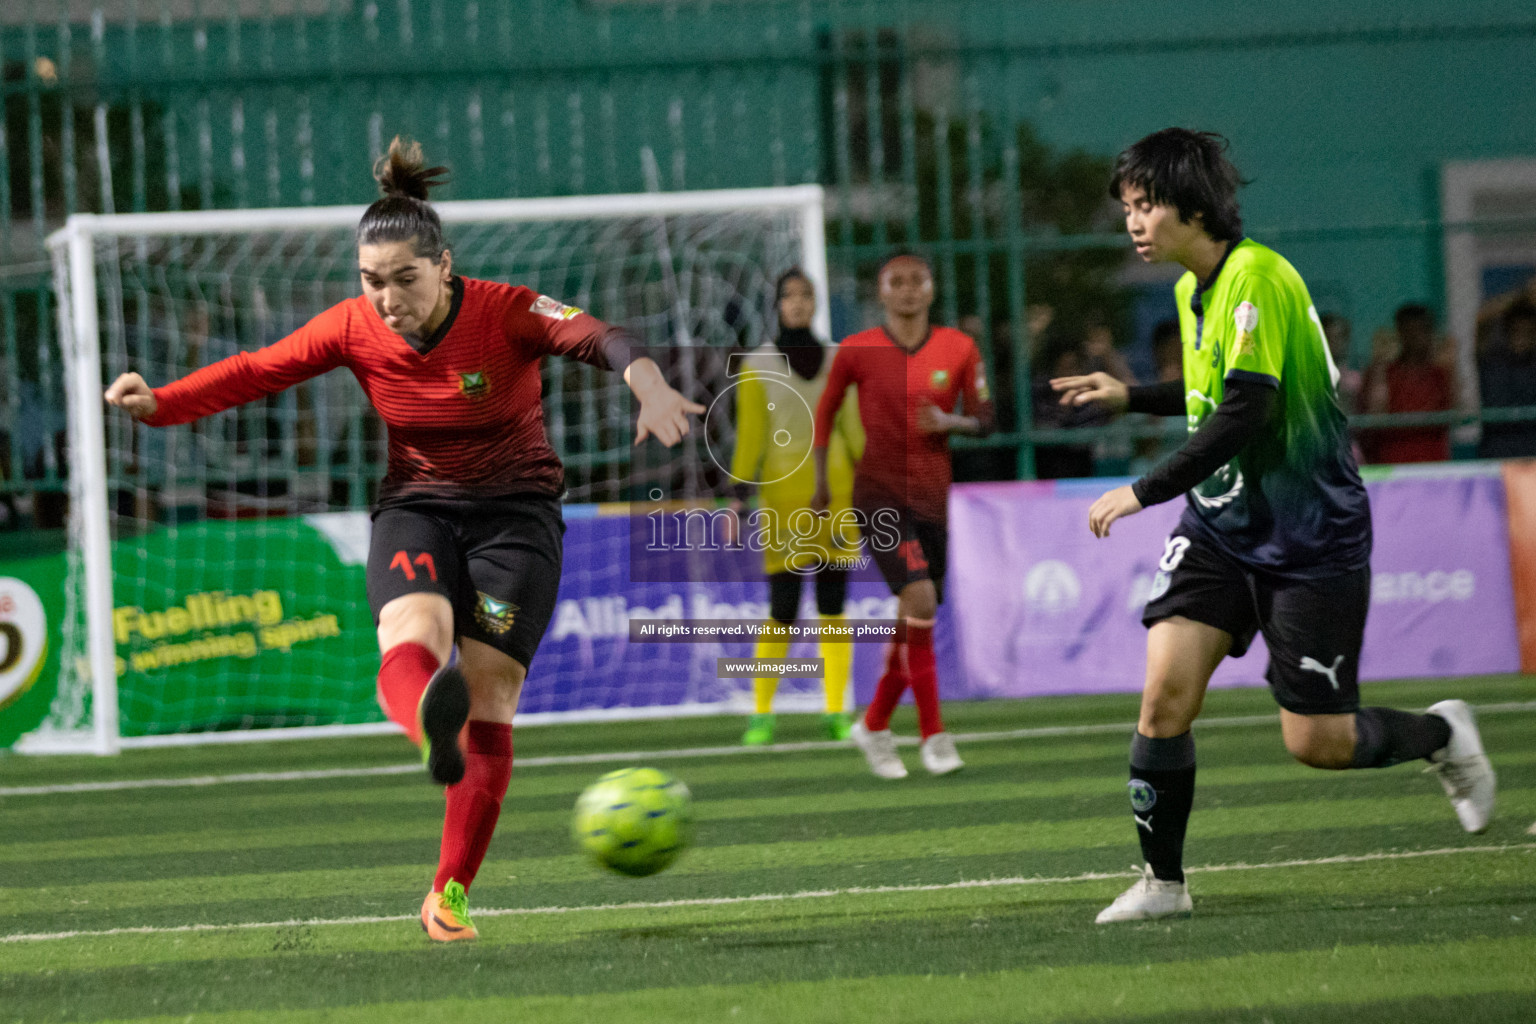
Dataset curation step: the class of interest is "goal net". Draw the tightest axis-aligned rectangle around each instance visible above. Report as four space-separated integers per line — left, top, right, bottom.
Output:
33 186 830 753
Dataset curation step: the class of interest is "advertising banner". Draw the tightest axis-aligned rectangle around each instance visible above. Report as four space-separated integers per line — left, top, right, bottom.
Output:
947 470 1521 700
2 462 1520 748
102 518 381 735
0 542 67 749
1500 460 1536 673
530 506 935 714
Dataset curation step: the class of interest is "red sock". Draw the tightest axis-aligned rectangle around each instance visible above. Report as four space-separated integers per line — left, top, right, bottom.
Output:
434 720 513 893
376 642 440 744
863 641 909 731
907 621 944 739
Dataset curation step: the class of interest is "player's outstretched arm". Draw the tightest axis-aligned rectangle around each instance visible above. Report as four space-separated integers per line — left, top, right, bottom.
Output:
809 345 852 516
1087 378 1277 539
810 447 831 516
624 357 705 447
104 372 158 422
1050 371 1130 413
1087 485 1143 539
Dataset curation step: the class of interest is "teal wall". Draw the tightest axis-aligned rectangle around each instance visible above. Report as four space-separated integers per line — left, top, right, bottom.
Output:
3 0 1535 464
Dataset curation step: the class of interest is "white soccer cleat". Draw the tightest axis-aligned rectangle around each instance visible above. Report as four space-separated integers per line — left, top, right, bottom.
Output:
1426 699 1496 833
920 732 964 775
850 720 908 780
1095 864 1192 924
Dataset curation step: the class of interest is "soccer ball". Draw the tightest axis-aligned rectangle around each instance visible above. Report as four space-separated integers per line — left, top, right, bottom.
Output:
572 767 693 877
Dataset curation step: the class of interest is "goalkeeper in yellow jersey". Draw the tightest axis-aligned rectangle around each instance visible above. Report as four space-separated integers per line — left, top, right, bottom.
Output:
729 269 864 744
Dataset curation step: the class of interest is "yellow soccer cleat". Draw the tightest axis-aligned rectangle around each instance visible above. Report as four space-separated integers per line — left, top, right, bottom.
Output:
420 879 478 942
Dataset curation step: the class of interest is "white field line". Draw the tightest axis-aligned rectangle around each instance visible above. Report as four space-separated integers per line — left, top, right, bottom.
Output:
4 700 1535 799
3 842 1532 945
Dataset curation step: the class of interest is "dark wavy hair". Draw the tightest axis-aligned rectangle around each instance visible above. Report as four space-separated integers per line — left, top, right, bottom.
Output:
1108 129 1245 242
356 136 451 261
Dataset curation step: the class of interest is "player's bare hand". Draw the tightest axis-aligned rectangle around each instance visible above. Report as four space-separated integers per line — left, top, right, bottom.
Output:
916 403 956 435
1050 371 1129 413
1087 484 1142 538
721 500 745 547
634 386 705 447
810 480 832 517
104 372 158 421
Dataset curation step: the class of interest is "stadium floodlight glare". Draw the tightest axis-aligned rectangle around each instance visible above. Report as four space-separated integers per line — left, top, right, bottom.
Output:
37 185 828 754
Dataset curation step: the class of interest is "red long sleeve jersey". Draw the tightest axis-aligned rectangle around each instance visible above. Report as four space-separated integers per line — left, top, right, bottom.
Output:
145 277 623 505
812 326 991 522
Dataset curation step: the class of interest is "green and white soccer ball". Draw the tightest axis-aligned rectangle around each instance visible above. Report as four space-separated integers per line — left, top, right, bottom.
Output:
572 767 693 877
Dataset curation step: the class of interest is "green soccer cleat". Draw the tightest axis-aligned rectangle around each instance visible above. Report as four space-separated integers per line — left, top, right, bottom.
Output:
741 713 776 746
821 711 853 741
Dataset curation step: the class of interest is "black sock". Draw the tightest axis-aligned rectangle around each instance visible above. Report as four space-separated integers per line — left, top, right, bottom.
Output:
1350 707 1453 768
1128 731 1196 883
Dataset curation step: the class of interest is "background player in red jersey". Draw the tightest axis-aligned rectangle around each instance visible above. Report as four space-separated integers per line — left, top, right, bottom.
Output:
104 138 703 942
812 253 994 779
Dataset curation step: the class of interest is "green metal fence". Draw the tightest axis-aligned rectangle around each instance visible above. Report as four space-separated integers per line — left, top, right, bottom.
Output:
5 1 1536 523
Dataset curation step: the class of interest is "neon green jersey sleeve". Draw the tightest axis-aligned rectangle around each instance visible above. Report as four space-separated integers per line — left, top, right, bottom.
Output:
1223 272 1286 386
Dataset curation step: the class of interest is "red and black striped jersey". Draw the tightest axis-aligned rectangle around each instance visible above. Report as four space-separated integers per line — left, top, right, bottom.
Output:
812 325 992 522
144 277 629 505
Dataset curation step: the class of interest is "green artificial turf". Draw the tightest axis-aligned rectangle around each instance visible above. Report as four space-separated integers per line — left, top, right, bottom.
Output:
1 676 1532 1023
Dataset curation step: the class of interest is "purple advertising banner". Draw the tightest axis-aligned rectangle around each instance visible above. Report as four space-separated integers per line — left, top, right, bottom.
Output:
946 470 1520 699
1359 472 1520 679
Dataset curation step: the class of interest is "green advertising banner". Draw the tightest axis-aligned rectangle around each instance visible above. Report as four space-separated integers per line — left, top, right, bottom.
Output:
0 539 67 749
1 515 384 748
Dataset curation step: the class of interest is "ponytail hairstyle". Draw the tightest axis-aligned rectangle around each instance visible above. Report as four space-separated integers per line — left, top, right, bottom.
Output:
356 136 451 261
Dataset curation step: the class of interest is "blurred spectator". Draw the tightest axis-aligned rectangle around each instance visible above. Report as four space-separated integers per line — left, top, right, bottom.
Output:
1032 338 1106 479
1027 304 1056 355
1081 315 1136 384
1320 312 1361 412
1129 318 1185 477
1477 298 1536 458
0 437 14 530
1360 303 1454 463
1150 318 1182 384
1475 275 1536 354
16 377 68 528
952 313 1015 481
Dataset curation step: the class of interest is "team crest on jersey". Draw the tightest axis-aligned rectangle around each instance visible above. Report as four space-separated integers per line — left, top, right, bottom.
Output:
1234 300 1259 356
458 371 490 398
531 294 583 321
1194 463 1244 510
475 592 519 635
930 369 950 389
1185 388 1217 431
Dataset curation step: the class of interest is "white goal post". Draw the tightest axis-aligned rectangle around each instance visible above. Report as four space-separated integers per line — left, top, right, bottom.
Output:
34 185 829 755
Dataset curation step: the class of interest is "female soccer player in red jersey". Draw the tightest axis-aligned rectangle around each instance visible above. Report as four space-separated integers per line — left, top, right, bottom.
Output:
812 253 994 779
104 137 704 942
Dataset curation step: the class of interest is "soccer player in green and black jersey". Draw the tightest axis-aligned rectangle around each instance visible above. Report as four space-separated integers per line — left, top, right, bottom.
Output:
1052 128 1497 923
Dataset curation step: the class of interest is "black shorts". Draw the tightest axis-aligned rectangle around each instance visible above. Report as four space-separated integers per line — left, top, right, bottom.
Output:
1142 528 1369 716
856 496 948 604
366 495 566 669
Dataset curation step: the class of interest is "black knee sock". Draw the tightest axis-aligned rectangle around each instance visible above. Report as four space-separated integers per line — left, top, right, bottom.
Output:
1349 707 1453 769
1129 731 1196 883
